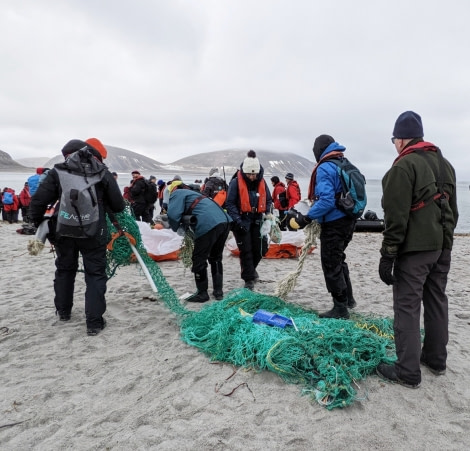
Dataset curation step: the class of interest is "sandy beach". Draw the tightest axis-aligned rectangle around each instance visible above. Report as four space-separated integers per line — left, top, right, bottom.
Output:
1 221 469 450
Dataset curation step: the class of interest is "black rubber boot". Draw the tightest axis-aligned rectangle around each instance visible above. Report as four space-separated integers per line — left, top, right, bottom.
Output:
211 261 224 300
186 269 210 303
319 296 350 319
345 269 356 308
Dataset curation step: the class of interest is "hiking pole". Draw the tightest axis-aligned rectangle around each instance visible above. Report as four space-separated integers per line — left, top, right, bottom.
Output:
107 213 158 293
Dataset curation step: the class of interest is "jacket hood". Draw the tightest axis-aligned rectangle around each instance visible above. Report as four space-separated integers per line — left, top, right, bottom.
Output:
56 147 107 176
319 142 346 160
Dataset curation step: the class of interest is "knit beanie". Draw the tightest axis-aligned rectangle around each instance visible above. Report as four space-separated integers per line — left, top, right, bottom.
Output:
86 137 108 160
61 139 88 158
392 111 424 138
243 150 260 174
285 173 294 180
312 134 335 162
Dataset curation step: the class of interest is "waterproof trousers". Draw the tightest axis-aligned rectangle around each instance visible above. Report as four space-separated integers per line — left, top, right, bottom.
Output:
54 238 108 329
393 249 451 385
233 221 268 282
319 215 356 302
191 222 231 274
131 201 152 223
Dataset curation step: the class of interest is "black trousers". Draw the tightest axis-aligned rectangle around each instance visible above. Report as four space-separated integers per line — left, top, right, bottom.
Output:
233 222 268 282
132 202 152 223
278 209 287 231
319 216 356 300
191 223 231 274
393 249 450 384
54 238 108 328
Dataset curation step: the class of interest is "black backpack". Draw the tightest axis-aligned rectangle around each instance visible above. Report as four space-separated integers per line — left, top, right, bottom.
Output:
144 179 158 204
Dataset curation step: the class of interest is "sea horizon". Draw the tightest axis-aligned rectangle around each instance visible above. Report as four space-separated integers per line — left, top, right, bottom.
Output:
2 170 469 233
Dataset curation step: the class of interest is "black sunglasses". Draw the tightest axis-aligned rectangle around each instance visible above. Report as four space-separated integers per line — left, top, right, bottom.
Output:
391 137 397 144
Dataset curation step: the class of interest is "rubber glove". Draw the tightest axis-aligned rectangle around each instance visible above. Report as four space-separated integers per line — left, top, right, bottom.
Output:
379 253 396 285
288 211 311 230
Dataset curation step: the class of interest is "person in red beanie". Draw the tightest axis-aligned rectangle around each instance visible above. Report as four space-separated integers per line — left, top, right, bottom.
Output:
30 139 125 336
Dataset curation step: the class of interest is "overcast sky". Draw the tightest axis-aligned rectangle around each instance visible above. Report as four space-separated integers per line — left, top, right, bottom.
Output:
2 0 470 180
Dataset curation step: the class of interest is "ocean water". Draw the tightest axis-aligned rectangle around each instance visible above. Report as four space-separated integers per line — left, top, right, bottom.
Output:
2 171 469 233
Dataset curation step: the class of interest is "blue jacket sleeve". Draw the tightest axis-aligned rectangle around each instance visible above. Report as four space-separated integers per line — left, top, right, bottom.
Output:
307 162 344 222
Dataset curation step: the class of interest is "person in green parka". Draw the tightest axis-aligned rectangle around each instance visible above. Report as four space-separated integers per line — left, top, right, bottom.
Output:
376 111 459 388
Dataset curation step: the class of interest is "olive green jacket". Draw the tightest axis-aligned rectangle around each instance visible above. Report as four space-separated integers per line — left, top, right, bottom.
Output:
381 142 458 255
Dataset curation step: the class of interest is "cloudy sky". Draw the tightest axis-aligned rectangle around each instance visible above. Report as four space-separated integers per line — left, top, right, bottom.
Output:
2 0 470 180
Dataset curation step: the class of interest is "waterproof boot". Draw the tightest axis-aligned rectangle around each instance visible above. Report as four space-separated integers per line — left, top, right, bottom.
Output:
347 296 357 309
319 296 350 319
186 269 210 303
211 261 224 300
345 268 356 308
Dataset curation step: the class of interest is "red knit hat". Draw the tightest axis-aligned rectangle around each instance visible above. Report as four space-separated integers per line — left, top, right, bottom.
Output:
86 138 107 160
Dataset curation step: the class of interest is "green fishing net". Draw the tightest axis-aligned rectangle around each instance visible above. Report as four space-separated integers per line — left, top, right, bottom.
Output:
105 207 400 409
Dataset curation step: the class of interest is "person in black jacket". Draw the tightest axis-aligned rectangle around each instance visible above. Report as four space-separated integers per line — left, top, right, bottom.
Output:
29 138 125 336
202 168 228 207
129 170 152 223
225 150 272 290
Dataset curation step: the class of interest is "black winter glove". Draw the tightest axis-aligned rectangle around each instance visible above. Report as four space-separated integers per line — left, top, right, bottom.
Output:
379 253 396 285
233 220 248 233
288 209 312 230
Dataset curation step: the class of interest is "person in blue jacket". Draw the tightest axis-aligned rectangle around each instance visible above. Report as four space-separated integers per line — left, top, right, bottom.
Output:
167 182 232 302
289 134 357 319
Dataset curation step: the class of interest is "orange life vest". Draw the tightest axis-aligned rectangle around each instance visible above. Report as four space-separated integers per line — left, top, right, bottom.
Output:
237 172 267 213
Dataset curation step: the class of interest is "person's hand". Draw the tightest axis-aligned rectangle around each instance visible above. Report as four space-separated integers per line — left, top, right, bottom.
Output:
233 220 248 233
379 253 396 285
288 210 311 230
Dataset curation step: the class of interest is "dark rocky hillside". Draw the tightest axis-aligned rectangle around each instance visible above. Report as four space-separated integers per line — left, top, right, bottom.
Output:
0 149 31 172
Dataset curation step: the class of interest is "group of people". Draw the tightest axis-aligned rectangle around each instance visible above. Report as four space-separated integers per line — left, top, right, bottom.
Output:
1 168 50 224
24 110 458 393
270 172 302 230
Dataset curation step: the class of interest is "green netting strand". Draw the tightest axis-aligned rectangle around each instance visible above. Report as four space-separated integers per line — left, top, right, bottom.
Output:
105 206 403 409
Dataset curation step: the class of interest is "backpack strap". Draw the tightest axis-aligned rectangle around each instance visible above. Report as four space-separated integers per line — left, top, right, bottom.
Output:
186 195 205 215
410 148 449 229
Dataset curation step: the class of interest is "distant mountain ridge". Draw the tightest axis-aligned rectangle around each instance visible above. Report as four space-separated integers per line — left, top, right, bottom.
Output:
43 145 165 173
2 145 315 178
172 149 314 177
0 150 31 172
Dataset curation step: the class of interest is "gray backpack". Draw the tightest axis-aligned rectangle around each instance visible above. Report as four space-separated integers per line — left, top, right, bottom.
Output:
55 149 106 238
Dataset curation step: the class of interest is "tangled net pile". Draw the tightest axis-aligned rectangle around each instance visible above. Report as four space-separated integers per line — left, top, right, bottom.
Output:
106 207 398 409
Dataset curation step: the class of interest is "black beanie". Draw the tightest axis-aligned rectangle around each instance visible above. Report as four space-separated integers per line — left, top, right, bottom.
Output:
312 134 335 162
61 139 88 158
392 111 424 138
